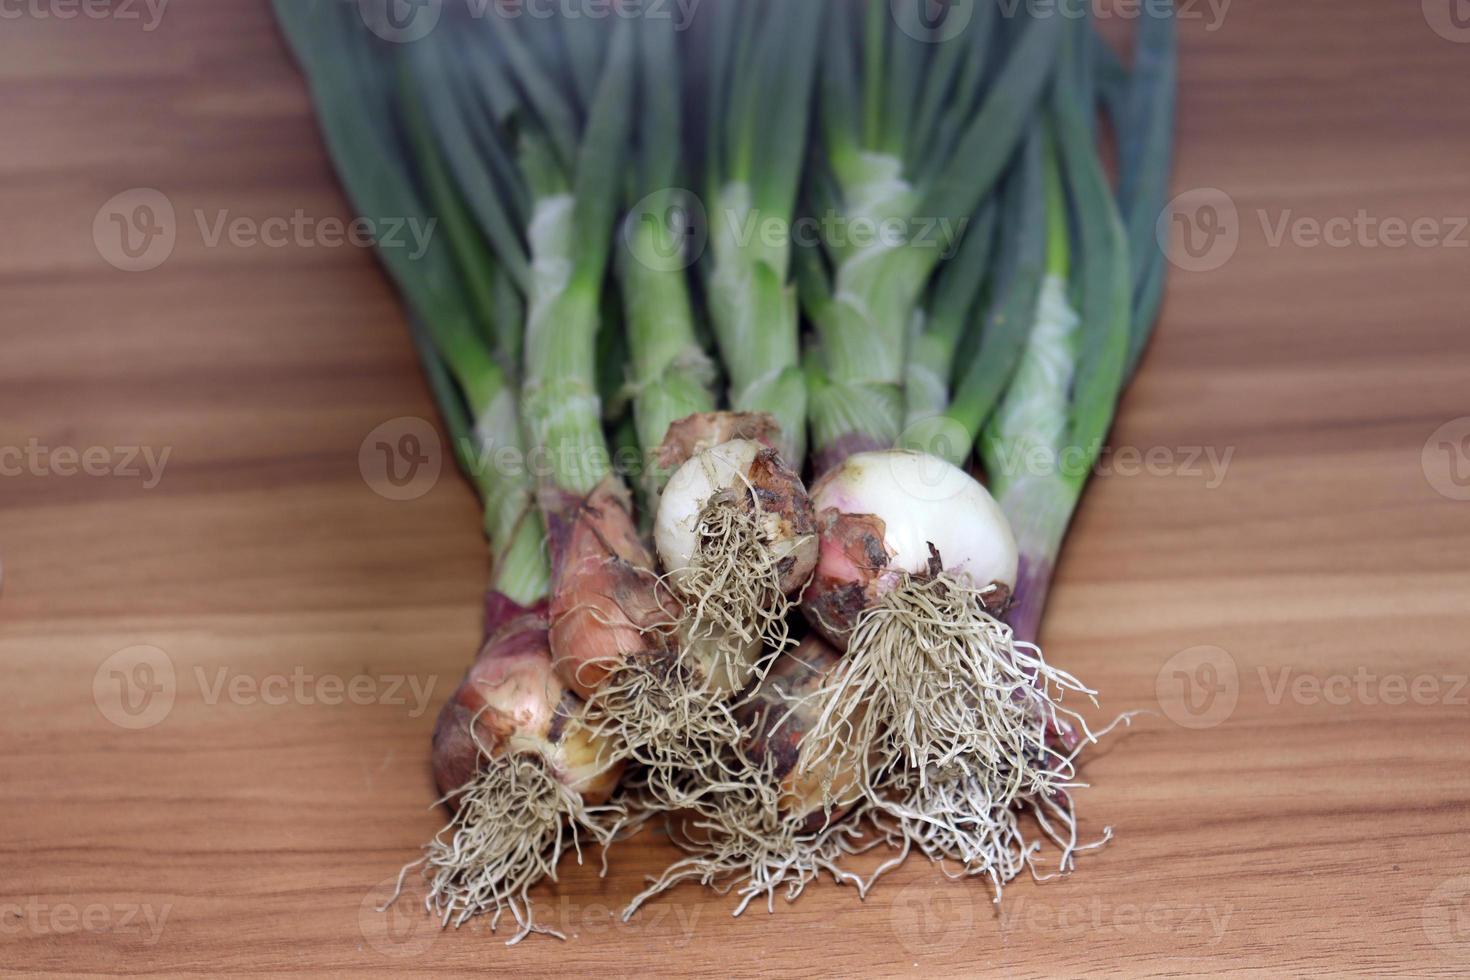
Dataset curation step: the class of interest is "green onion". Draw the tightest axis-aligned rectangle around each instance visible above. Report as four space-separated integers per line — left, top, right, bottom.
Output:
804 2 1066 470
696 0 824 461
980 11 1141 643
618 14 717 499
939 122 1051 461
273 0 549 608
277 0 1182 929
1116 3 1180 375
408 10 784 820
898 119 1049 465
512 21 637 499
901 196 998 435
274 4 648 941
403 11 637 502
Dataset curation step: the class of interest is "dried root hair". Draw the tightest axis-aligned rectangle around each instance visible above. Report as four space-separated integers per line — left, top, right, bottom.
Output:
622 755 901 921
666 482 804 678
625 646 894 921
614 482 812 815
577 651 754 813
870 711 1137 901
555 513 789 814
389 731 628 945
624 597 1135 918
793 570 1137 903
800 571 1098 809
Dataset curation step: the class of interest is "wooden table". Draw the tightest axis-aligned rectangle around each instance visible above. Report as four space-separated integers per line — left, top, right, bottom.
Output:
3 1 1468 975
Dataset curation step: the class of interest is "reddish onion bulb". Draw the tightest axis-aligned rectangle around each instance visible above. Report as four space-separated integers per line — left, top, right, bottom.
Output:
432 615 623 804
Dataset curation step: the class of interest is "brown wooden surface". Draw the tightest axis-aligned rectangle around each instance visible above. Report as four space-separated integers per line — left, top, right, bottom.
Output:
3 1 1469 976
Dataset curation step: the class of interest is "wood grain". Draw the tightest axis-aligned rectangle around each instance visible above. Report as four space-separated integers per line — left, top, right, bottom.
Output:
3 1 1469 976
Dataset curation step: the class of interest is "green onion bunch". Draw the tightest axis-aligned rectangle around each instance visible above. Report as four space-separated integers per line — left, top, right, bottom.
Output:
275 0 1176 939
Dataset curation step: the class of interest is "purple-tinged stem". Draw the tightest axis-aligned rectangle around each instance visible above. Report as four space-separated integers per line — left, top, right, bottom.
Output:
1006 552 1056 647
997 475 1076 646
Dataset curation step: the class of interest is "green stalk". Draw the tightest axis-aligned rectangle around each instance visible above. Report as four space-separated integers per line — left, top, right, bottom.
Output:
273 0 549 607
805 4 1065 469
619 212 715 468
415 14 635 502
403 33 532 294
901 120 1049 465
901 198 998 434
1090 7 1176 376
980 135 1075 495
1092 27 1130 136
862 0 887 150
981 15 1135 643
796 241 900 462
618 15 716 499
699 0 823 462
520 21 636 498
1117 3 1178 375
401 75 548 606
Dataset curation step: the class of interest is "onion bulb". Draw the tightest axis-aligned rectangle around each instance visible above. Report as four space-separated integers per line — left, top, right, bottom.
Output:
793 450 1101 899
542 467 764 810
413 615 626 942
657 438 818 597
432 615 623 804
544 478 672 702
734 636 869 829
653 414 818 696
802 450 1017 648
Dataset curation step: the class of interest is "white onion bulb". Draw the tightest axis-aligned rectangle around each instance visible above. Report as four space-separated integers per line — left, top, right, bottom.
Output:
802 450 1018 648
655 439 764 589
811 450 1017 589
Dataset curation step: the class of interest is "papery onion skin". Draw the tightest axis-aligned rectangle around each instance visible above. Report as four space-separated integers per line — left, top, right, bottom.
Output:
800 509 896 652
431 615 623 806
542 477 675 700
655 411 781 473
801 450 1018 649
482 590 547 639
